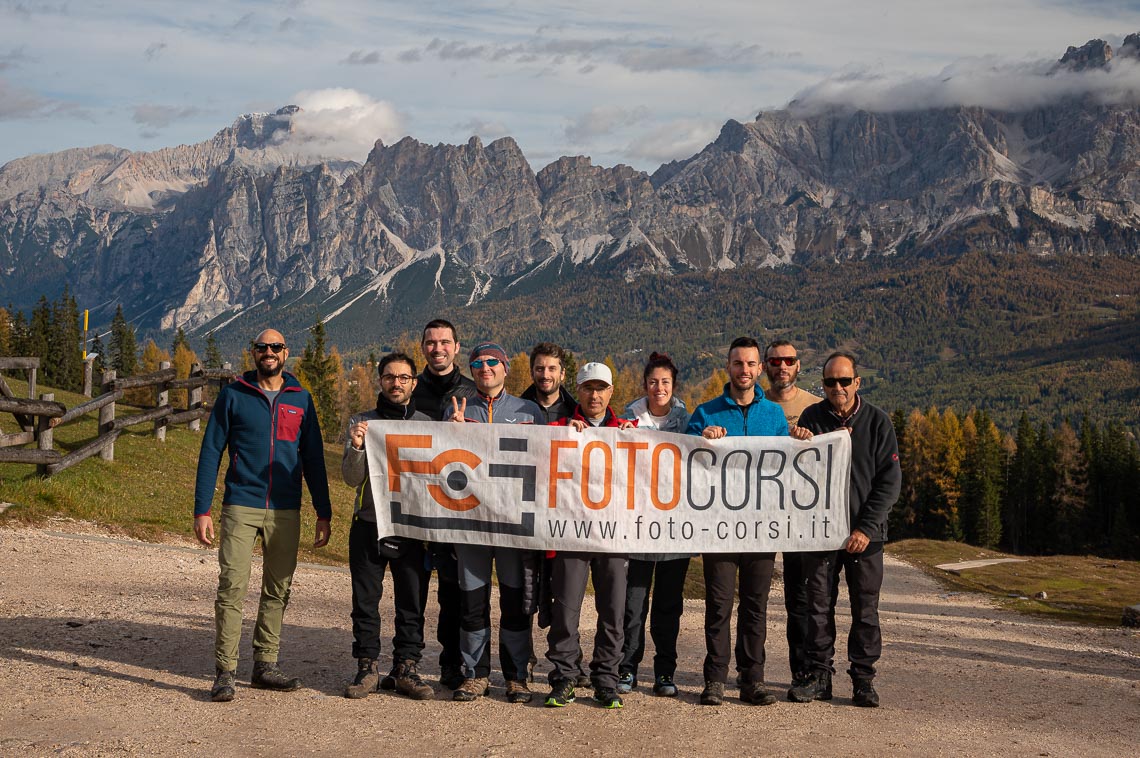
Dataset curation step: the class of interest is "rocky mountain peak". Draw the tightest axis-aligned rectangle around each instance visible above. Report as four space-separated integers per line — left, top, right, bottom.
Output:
1058 38 1113 71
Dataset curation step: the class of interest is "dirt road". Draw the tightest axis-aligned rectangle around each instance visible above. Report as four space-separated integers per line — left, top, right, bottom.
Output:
1 521 1137 756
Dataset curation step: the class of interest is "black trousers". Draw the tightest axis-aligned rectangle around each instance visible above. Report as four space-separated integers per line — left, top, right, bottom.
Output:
348 517 428 663
801 543 884 681
546 552 628 690
703 552 775 684
619 557 690 679
783 552 810 678
430 542 463 670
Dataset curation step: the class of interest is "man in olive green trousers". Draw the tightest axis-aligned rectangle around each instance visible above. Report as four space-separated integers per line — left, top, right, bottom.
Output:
194 329 332 702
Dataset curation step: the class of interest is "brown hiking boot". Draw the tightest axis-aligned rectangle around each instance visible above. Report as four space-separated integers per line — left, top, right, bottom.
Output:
394 659 434 700
250 661 301 692
740 680 777 706
506 680 533 704
700 680 725 706
344 658 380 699
452 676 489 702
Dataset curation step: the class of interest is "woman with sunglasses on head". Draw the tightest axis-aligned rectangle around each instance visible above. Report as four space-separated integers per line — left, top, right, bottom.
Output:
616 352 691 697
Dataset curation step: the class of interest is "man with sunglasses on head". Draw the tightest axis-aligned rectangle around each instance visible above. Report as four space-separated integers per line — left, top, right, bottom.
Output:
411 318 478 692
341 352 434 701
446 343 545 704
762 340 819 695
789 351 900 708
194 329 331 703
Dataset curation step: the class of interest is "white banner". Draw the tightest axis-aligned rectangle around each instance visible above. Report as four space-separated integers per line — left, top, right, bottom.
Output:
364 422 851 553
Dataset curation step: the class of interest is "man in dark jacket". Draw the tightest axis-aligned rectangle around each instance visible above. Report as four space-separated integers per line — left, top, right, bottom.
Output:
341 352 434 701
520 342 576 424
411 318 478 691
194 328 331 703
544 362 636 710
789 351 901 708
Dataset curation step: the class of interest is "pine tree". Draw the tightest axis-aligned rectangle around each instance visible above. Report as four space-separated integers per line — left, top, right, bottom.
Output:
109 305 138 376
50 287 82 391
89 333 106 375
888 409 917 538
171 326 190 358
960 410 1003 548
1049 423 1088 553
0 306 11 356
204 331 225 369
297 317 339 441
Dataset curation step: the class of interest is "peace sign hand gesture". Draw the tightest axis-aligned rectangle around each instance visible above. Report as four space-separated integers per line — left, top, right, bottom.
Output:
450 396 468 422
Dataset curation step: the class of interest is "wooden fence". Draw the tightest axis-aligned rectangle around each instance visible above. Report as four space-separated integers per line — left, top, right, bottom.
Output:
0 357 237 477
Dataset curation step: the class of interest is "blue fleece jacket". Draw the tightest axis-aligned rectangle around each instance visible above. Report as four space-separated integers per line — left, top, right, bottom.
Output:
194 371 332 519
685 383 790 438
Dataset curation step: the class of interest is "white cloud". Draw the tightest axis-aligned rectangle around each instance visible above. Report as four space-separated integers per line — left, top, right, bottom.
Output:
789 54 1140 114
622 118 721 165
278 88 406 160
564 105 650 144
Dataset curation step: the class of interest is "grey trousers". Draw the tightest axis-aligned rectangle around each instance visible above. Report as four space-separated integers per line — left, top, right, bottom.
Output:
545 552 628 690
455 544 533 681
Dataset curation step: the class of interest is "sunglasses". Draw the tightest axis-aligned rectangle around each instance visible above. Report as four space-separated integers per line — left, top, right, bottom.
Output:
252 342 287 353
470 358 502 369
766 357 797 367
823 376 855 388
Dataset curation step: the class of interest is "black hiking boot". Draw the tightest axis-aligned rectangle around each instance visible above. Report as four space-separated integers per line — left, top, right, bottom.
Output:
251 661 302 692
210 667 236 702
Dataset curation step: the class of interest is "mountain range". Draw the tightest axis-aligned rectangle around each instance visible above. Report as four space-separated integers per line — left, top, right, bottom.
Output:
2 36 1139 427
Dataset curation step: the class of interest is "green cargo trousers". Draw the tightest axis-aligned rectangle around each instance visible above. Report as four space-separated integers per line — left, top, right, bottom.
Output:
214 504 301 672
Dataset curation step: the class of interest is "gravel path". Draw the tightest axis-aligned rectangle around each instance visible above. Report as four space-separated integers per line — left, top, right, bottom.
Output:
1 520 1137 757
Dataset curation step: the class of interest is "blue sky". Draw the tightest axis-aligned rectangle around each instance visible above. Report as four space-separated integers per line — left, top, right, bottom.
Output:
2 0 1140 171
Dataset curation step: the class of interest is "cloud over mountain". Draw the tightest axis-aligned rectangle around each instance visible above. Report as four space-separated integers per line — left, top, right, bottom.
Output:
277 88 405 160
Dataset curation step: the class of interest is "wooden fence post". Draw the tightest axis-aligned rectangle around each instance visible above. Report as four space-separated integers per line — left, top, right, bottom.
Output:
155 361 170 442
188 362 203 432
36 393 54 477
100 370 116 462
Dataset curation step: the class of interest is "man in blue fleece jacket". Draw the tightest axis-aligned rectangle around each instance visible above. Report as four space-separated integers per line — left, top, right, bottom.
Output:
193 328 332 702
686 336 793 708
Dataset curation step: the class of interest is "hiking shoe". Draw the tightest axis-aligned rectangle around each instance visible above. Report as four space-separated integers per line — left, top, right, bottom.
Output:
788 671 832 703
617 671 636 693
452 676 489 702
593 686 624 709
652 674 678 697
440 664 465 691
250 661 301 692
380 664 397 691
545 679 576 707
741 680 778 706
575 672 592 689
210 667 235 702
344 658 380 699
700 680 725 706
394 659 434 700
506 680 533 704
852 679 880 708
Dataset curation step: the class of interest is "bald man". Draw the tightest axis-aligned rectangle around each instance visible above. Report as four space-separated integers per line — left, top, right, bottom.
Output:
194 328 332 702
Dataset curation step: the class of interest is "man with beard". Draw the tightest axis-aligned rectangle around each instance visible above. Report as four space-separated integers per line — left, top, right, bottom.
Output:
763 339 819 694
685 337 791 707
194 329 331 702
789 351 900 708
341 352 434 701
411 319 478 691
520 342 576 424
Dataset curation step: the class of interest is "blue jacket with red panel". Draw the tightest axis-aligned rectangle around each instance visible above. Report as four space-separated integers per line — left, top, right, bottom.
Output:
194 371 332 520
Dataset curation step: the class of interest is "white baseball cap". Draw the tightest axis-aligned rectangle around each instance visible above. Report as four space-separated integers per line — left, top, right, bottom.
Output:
576 362 613 386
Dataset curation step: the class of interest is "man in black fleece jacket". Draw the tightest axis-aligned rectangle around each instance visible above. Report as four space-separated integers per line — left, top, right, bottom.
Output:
411 319 478 691
789 351 901 709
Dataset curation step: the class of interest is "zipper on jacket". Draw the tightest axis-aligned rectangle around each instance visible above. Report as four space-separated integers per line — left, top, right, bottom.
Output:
266 390 278 509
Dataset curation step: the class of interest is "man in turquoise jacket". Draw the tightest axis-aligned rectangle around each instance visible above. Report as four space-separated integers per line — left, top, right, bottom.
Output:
194 328 332 702
686 336 790 707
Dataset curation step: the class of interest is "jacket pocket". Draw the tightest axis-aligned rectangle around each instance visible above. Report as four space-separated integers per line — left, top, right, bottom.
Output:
276 403 304 442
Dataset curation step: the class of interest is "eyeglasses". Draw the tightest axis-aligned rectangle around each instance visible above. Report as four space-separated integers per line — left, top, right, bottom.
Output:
252 342 286 354
381 374 414 384
766 357 797 367
823 376 855 388
470 358 502 369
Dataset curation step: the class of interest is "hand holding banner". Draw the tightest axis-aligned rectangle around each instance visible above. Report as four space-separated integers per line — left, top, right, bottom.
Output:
365 421 851 553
